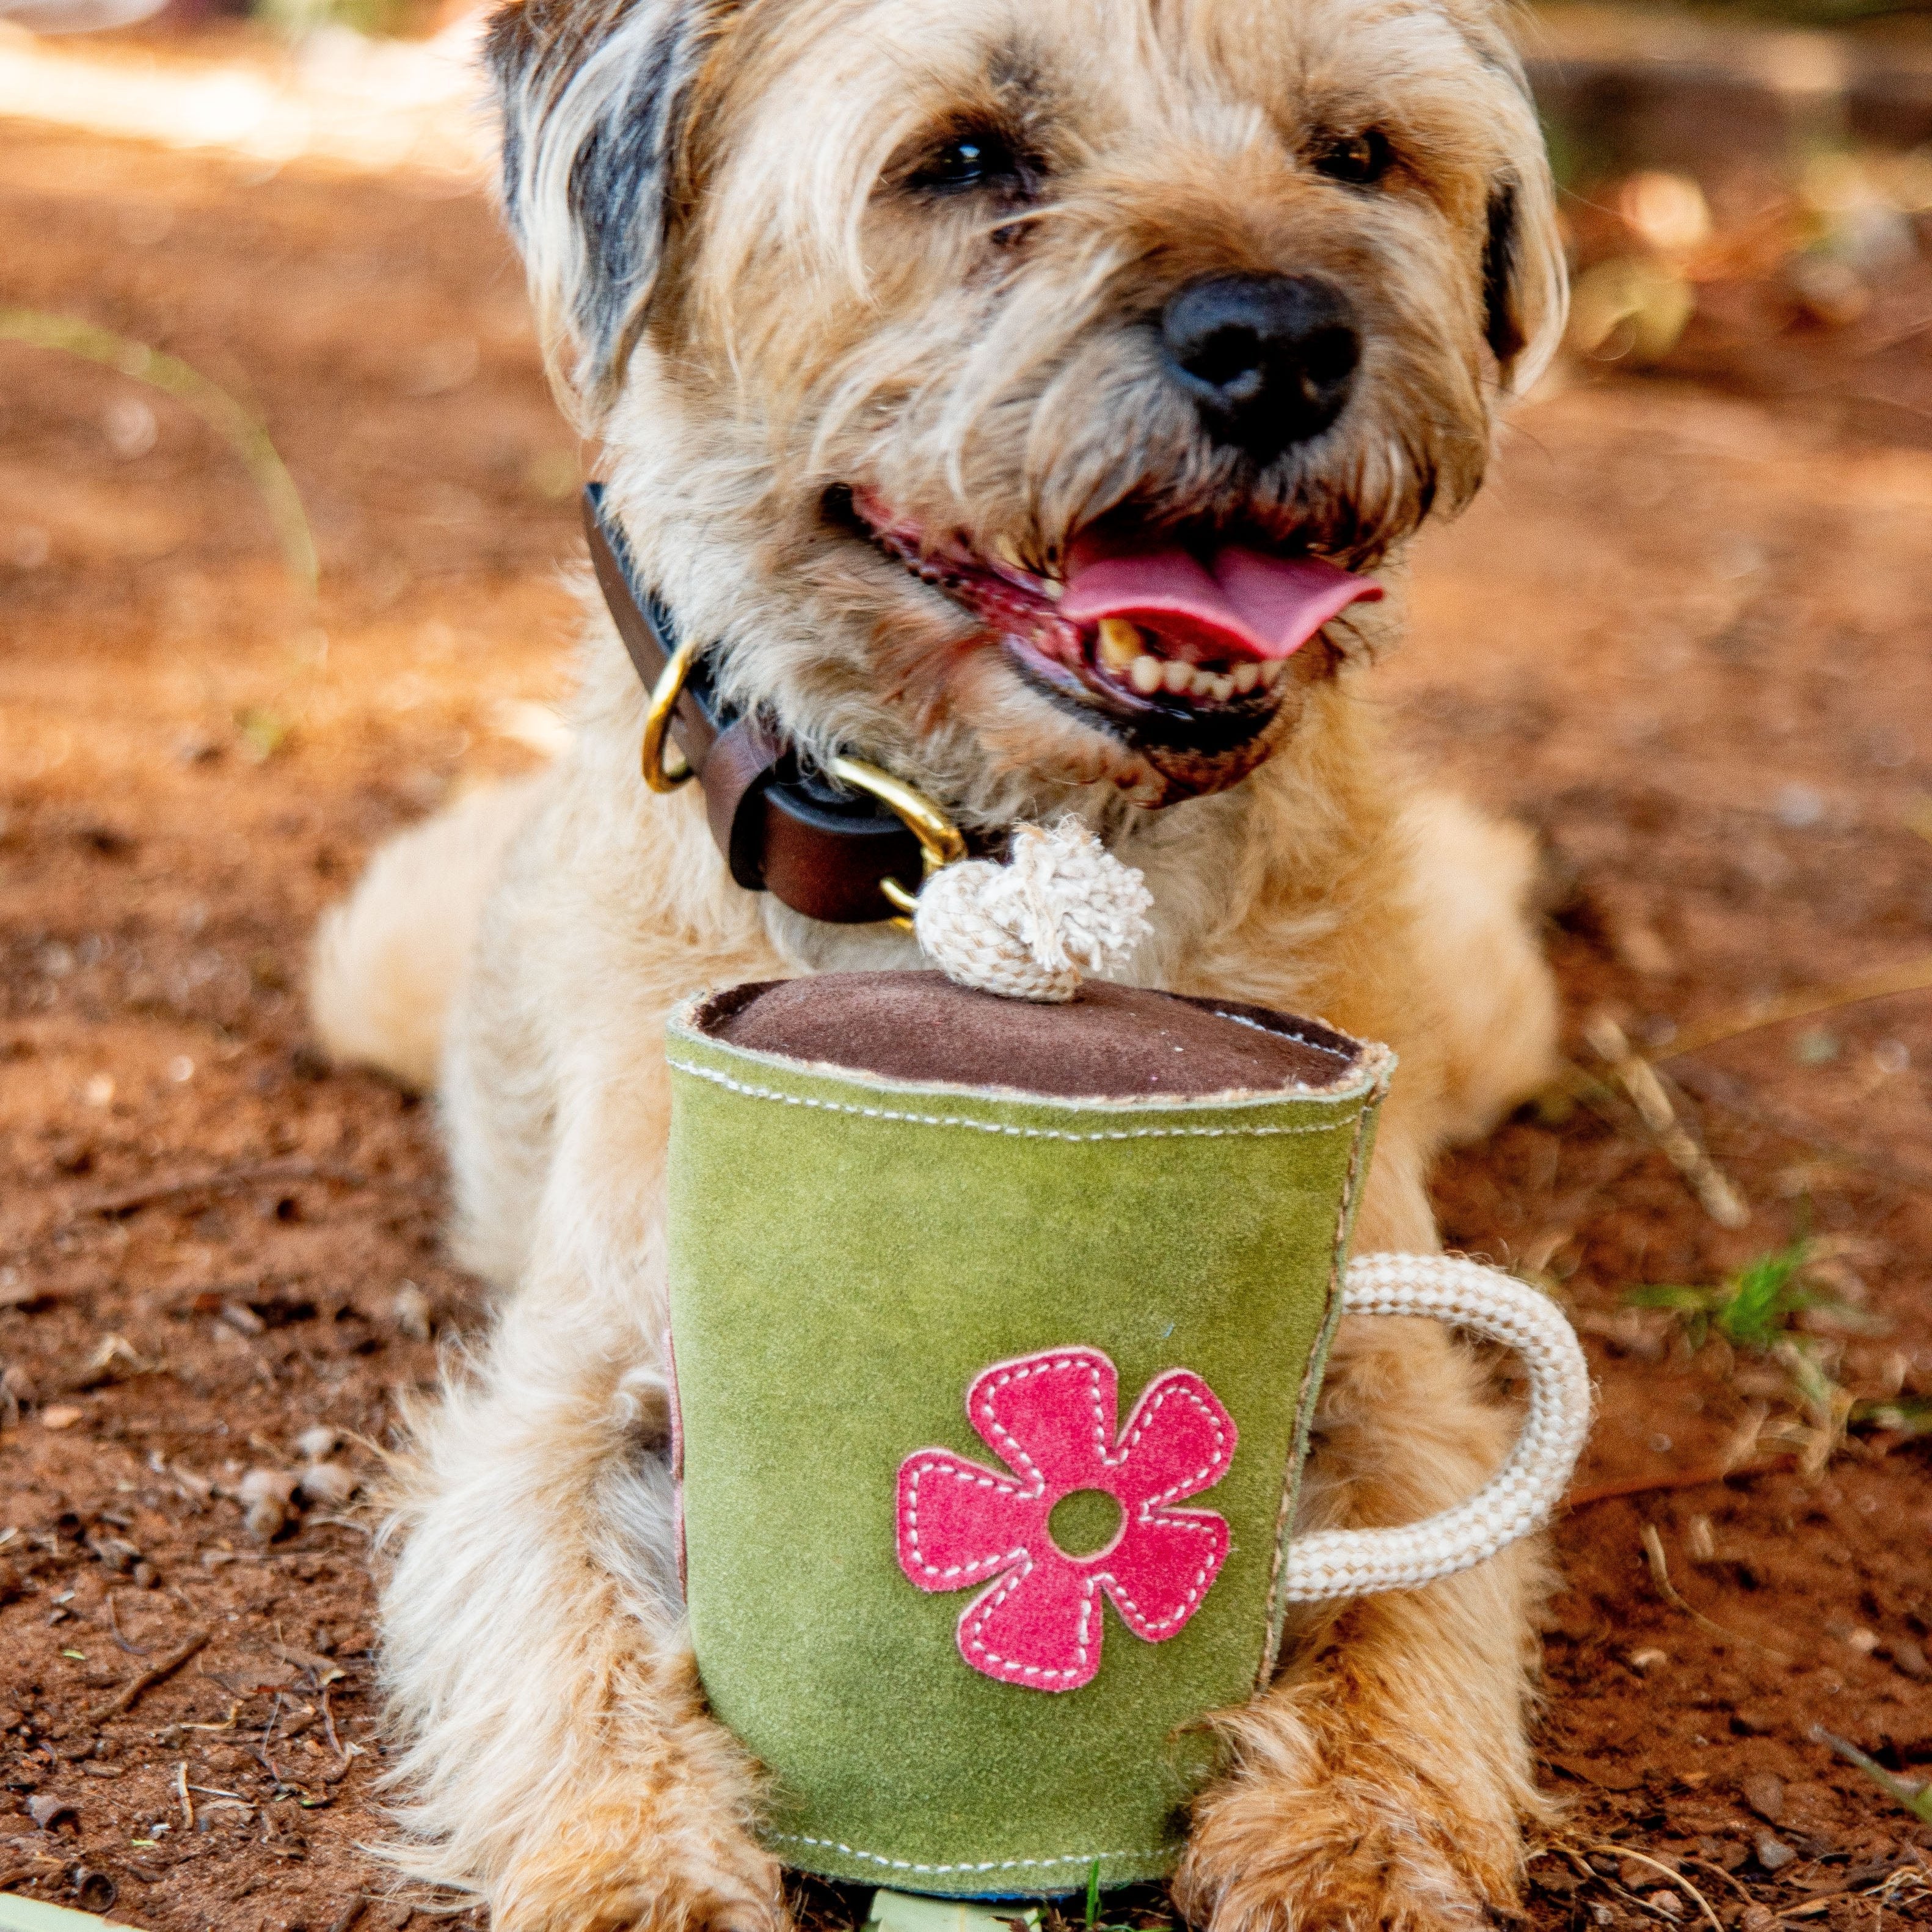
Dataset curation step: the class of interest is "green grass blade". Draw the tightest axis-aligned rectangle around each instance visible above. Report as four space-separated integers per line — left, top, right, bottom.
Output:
1810 1726 1932 1824
1715 1239 1813 1350
0 308 318 599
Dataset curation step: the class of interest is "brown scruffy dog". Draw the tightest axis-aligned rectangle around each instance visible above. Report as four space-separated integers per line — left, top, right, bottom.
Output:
311 0 1570 1925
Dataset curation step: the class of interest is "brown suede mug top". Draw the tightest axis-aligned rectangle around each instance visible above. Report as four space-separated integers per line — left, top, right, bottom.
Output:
663 974 1394 1896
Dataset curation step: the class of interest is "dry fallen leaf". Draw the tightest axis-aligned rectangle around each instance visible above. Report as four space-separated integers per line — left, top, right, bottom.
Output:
236 1467 301 1504
298 1460 358 1507
236 1465 301 1540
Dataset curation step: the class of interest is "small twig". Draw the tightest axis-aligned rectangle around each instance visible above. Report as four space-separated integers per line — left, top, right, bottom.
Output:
177 1699 241 1732
1567 1455 1794 1510
86 1628 210 1722
1579 1841 1725 1932
320 1682 348 1768
1674 1853 1758 1906
1584 1016 1748 1227
1641 1524 1790 1664
105 1592 153 1658
1598 1869 1694 1926
175 1760 194 1832
1529 1843 1605 1895
256 1690 287 1787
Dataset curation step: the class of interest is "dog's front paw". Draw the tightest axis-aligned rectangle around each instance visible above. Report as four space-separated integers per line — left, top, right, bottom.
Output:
1172 1717 1519 1932
491 1785 788 1932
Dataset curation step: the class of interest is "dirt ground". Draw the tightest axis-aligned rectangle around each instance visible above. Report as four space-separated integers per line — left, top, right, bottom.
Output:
2 86 1930 1932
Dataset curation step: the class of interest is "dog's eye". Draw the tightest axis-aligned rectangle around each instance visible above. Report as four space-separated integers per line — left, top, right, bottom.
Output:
1311 130 1393 187
913 129 1024 195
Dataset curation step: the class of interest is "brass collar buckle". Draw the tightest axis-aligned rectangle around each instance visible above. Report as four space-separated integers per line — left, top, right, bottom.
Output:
636 632 964 928
828 756 968 923
640 631 701 793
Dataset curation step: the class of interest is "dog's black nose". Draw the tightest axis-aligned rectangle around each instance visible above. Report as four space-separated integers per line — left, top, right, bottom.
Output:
1160 272 1360 461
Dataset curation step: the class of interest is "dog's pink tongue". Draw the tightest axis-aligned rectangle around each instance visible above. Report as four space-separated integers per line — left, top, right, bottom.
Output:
1060 535 1382 662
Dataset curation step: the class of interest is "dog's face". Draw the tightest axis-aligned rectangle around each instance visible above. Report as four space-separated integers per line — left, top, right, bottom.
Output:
490 0 1564 817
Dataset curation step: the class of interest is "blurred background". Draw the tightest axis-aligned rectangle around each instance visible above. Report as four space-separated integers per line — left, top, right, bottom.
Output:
1 4 1930 1931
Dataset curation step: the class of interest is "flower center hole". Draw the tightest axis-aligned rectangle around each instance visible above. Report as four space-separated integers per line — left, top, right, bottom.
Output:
1048 1486 1124 1559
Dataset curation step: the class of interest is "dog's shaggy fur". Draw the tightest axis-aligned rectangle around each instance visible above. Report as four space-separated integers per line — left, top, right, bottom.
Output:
312 0 1570 1925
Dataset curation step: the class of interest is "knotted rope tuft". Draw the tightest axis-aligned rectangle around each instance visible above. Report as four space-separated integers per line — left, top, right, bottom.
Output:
914 820 1153 1002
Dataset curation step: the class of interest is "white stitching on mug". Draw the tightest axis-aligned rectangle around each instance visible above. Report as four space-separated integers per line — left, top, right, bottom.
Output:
668 1058 1352 1140
767 1834 1165 1874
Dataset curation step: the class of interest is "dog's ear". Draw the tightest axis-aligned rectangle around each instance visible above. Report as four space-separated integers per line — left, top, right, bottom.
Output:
486 0 716 412
1479 167 1568 397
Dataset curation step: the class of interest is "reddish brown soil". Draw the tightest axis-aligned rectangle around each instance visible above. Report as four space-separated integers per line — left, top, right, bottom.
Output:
2 98 1930 1932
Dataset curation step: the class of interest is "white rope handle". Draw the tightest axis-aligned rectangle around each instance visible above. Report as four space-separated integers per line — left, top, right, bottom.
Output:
1280 1252 1592 1602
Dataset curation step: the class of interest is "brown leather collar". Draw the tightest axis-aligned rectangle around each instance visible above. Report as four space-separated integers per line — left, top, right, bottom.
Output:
585 484 952 925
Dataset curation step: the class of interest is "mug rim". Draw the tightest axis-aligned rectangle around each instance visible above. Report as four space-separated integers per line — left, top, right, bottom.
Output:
667 982 1397 1123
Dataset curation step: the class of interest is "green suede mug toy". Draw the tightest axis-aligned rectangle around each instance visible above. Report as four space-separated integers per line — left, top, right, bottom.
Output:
665 964 1589 1897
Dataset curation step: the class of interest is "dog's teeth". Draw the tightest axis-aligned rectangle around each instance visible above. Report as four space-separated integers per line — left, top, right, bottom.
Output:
993 536 1025 569
1110 643 1244 701
1260 660 1287 687
1041 578 1064 600
1097 617 1142 671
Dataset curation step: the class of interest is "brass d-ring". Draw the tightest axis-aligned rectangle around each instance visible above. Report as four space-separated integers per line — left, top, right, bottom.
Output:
640 635 701 792
829 755 967 925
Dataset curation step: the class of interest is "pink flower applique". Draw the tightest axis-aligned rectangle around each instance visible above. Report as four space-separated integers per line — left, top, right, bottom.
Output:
895 1347 1238 1691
